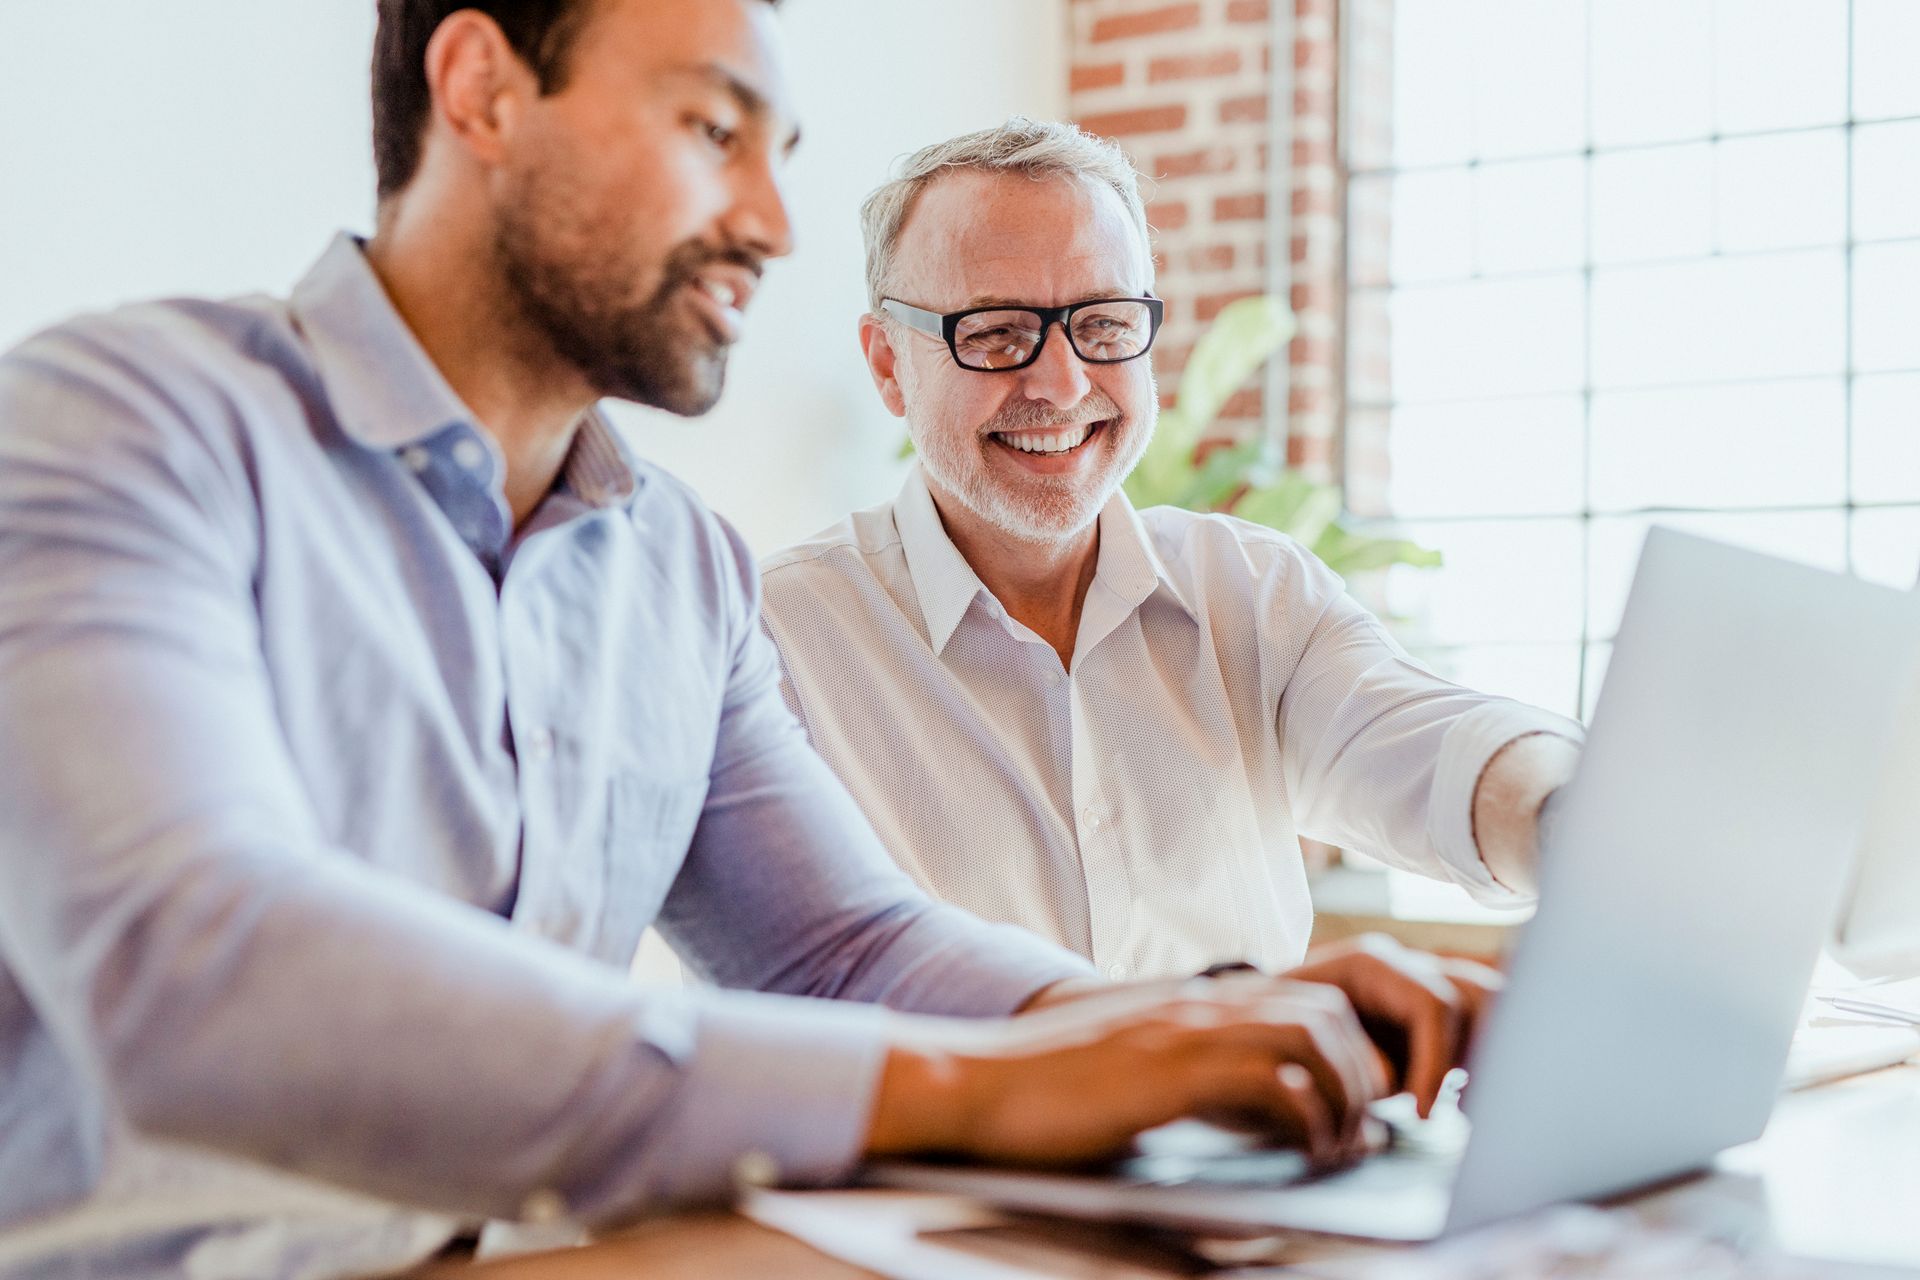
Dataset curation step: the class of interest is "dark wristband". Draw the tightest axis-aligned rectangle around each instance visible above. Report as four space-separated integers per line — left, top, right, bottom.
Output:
1196 960 1262 979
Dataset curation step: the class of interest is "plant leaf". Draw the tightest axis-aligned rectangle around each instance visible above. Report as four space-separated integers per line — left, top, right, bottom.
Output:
1173 440 1263 510
1231 471 1340 544
1123 407 1194 507
1126 297 1293 506
1310 522 1444 576
1168 296 1294 446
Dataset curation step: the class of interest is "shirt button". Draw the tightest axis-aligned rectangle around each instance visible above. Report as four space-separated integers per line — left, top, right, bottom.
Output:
733 1150 780 1189
452 437 488 470
1047 670 1064 685
1107 962 1127 981
526 726 556 760
400 445 431 473
520 1188 568 1224
1084 807 1102 829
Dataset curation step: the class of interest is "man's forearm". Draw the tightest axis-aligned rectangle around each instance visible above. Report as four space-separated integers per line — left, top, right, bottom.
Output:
1470 731 1580 894
1016 976 1110 1013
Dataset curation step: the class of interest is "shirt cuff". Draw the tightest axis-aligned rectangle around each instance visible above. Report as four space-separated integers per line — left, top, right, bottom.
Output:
618 990 897 1210
1428 701 1586 907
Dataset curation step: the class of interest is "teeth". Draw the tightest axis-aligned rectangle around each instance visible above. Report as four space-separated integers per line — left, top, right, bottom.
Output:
697 278 739 309
995 422 1097 455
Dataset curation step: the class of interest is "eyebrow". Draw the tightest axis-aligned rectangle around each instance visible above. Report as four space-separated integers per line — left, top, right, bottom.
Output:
663 62 803 154
963 291 1144 309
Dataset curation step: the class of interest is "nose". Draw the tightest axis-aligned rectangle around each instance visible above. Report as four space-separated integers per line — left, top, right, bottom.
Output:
1020 319 1093 407
723 149 795 262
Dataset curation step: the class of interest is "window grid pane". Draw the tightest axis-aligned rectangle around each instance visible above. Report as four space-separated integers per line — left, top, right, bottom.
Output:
1346 0 1916 723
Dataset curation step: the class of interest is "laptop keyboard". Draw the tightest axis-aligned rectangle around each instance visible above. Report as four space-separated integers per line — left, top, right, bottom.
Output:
1114 1146 1316 1189
1110 1094 1470 1192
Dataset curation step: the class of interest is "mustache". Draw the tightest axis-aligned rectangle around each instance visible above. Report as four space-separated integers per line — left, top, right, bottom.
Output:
658 240 765 289
984 391 1124 434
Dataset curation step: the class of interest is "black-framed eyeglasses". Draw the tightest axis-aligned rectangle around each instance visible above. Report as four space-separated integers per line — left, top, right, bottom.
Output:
879 296 1164 372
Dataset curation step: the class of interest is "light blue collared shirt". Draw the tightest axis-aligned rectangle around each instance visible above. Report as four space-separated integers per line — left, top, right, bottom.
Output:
0 235 1090 1278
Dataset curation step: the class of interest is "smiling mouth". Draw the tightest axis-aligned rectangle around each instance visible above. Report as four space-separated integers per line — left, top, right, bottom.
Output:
683 277 744 344
989 420 1108 456
693 276 741 310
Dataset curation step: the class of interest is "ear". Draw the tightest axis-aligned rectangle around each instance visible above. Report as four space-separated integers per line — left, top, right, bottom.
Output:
422 11 538 176
858 313 909 418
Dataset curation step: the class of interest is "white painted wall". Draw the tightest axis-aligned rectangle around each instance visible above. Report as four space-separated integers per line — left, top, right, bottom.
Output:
0 0 1067 553
0 3 380 347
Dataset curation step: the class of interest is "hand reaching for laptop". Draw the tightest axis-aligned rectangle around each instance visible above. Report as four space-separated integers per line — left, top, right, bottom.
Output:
862 934 1498 1171
1284 934 1500 1118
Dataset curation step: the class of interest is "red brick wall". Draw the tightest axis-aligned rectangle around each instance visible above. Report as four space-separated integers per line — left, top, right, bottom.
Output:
1067 0 1350 487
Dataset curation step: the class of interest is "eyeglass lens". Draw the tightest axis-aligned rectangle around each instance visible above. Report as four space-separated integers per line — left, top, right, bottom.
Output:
951 301 1155 370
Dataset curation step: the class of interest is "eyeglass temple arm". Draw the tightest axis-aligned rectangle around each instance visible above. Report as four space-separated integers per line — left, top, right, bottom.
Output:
878 299 946 337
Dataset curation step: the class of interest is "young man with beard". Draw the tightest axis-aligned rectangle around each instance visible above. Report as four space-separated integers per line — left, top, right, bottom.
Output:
763 119 1585 980
0 5 1497 1277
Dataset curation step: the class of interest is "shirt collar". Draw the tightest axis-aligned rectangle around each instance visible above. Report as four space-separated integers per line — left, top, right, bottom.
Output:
290 233 475 452
1087 485 1198 624
893 465 1197 658
289 233 636 511
560 408 639 509
895 465 993 655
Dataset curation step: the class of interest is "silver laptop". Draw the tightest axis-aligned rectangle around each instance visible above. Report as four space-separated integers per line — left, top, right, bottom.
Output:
868 527 1920 1241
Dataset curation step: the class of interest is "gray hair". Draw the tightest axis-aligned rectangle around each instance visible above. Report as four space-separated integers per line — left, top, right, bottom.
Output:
859 116 1155 311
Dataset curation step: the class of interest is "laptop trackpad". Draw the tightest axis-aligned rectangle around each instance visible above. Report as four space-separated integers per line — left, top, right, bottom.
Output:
1110 1119 1317 1187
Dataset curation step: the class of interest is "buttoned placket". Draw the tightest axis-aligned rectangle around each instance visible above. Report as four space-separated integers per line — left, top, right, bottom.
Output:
979 542 1158 978
500 565 568 944
497 504 617 951
1067 561 1160 979
399 422 595 946
1067 650 1136 979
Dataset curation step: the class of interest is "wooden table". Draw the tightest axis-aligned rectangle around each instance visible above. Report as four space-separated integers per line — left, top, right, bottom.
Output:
418 1063 1920 1278
411 1212 874 1280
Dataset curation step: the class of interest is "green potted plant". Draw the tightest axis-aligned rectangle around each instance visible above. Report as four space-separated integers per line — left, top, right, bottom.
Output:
1123 295 1439 578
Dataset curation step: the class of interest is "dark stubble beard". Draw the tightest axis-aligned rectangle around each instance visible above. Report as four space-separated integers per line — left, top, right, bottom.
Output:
492 171 760 418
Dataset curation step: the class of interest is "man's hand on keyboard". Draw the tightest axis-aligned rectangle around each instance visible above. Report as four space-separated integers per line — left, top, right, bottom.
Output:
1286 934 1501 1118
864 977 1392 1170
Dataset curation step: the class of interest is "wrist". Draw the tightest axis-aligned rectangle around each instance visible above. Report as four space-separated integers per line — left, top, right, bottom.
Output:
1472 732 1578 892
1016 976 1107 1013
864 1043 973 1157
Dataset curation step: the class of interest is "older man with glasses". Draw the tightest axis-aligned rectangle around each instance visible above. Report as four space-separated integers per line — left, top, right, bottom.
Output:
763 117 1584 994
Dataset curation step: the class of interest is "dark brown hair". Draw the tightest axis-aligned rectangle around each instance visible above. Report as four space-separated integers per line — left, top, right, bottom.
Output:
371 1 595 200
370 0 783 201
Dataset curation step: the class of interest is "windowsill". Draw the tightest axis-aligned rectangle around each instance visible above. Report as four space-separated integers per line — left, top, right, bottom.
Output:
1308 865 1533 961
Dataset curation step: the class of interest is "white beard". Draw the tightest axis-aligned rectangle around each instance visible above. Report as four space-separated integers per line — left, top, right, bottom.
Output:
906 384 1156 547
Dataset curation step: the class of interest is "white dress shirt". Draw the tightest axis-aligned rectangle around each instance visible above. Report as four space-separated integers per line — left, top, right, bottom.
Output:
762 467 1585 980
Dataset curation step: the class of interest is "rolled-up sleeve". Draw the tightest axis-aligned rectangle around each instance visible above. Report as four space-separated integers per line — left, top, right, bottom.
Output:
1276 572 1584 906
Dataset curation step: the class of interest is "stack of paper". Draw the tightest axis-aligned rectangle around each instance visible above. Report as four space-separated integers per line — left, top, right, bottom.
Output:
1815 975 1920 1027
